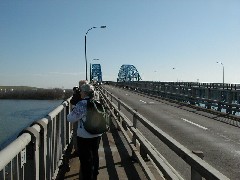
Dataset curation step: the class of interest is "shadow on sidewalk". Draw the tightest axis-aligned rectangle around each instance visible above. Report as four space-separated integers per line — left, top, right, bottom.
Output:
57 121 145 180
99 121 143 179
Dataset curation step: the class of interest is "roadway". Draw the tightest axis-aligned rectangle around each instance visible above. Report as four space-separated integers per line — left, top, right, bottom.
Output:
103 85 240 180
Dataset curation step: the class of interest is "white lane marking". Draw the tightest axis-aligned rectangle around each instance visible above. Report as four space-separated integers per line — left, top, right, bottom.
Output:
181 118 208 130
149 102 155 104
140 100 147 104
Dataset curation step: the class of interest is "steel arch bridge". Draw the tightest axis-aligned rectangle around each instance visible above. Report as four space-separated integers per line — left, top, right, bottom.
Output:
117 64 142 82
90 64 102 82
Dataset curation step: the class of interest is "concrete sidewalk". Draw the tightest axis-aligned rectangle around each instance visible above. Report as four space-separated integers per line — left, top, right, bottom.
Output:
60 121 149 180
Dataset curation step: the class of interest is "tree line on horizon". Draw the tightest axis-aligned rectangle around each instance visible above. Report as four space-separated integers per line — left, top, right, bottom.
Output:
0 88 73 100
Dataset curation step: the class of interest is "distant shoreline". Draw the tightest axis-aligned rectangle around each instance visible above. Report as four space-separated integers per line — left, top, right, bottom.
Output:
0 86 72 100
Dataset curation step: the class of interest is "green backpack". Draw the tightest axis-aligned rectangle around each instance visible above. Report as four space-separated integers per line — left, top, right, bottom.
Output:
83 99 109 134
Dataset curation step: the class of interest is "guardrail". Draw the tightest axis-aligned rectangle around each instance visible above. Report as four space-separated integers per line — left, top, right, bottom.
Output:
100 86 230 180
110 81 240 125
0 98 72 180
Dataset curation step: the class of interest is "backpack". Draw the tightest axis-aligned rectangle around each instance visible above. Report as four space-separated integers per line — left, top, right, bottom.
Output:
82 99 109 134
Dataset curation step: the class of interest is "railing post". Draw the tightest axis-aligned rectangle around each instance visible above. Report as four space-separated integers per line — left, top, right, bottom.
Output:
66 101 71 145
21 126 40 180
117 98 122 130
191 151 204 180
190 88 196 105
206 88 211 109
140 144 149 162
34 119 48 180
110 93 113 102
132 110 138 146
226 92 233 114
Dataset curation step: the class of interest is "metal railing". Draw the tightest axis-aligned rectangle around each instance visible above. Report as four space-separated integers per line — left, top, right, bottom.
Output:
0 85 231 180
100 86 230 180
111 81 240 125
0 98 72 180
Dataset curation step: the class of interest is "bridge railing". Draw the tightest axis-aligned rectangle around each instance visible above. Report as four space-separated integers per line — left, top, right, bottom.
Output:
100 85 230 180
0 84 232 180
110 81 240 124
0 98 72 180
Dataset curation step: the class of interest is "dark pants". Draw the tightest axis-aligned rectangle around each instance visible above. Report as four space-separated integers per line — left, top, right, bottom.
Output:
77 136 101 180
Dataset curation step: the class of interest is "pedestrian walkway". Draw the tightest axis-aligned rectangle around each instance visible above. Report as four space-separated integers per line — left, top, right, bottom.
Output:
60 121 149 180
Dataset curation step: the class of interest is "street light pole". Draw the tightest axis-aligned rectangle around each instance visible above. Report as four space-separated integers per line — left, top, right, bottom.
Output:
84 26 106 81
216 61 224 87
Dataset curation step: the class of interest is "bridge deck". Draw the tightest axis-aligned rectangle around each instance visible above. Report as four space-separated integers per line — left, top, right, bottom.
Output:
61 121 157 180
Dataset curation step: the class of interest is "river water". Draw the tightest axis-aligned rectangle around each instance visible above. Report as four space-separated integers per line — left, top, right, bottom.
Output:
0 99 62 150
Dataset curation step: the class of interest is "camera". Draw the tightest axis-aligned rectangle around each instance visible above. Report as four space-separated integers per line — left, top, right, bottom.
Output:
73 86 81 94
70 86 82 105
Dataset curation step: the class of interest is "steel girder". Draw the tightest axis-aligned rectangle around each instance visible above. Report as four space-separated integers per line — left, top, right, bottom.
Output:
91 64 102 82
117 64 142 82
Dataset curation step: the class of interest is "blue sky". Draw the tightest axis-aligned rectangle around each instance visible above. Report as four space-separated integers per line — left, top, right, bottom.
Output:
1 1 240 88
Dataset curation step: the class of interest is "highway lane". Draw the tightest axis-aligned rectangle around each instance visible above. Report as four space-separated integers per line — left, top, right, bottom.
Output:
103 85 240 179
